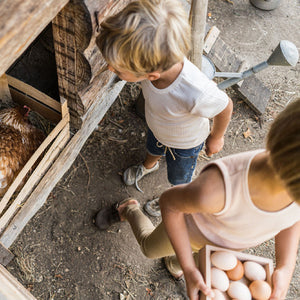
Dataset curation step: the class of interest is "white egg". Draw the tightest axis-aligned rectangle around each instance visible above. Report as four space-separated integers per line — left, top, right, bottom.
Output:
244 261 266 281
211 267 230 292
212 289 230 300
211 251 237 270
227 281 252 300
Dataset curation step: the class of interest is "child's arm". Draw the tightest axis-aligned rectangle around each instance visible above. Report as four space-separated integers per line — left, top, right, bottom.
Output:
205 97 233 157
270 220 300 300
159 166 225 299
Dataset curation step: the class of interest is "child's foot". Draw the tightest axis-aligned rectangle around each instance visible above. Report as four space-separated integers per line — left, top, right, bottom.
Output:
164 256 184 281
94 198 139 230
123 162 159 192
144 198 161 217
117 198 139 221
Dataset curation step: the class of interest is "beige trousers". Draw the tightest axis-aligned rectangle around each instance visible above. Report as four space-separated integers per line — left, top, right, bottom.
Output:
123 203 212 275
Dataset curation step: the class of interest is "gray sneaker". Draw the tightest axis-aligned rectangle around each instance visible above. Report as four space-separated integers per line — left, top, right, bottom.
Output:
144 198 161 217
123 162 159 192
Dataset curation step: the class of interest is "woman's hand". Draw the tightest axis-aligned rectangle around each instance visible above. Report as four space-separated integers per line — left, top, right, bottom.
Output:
184 268 214 300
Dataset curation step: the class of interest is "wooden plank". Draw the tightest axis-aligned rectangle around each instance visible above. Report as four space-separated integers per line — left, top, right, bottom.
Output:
0 74 13 105
0 0 69 77
6 75 61 112
9 89 61 124
0 78 126 248
235 76 271 115
0 123 70 234
207 37 243 73
0 115 69 218
203 26 220 54
207 34 271 114
0 242 14 266
0 264 36 300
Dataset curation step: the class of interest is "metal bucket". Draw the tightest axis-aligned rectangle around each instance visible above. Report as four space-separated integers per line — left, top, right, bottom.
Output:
201 55 216 80
250 0 281 11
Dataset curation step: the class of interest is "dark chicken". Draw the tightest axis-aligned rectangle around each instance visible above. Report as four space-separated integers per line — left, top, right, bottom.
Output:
0 106 45 197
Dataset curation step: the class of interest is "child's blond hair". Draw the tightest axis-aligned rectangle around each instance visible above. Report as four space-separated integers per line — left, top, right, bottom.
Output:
267 98 300 202
96 0 191 76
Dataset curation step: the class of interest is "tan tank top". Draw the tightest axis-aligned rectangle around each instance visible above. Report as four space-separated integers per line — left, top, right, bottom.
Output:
185 150 300 249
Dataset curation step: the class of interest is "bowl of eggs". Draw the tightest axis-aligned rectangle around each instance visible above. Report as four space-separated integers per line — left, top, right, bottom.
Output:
198 245 274 300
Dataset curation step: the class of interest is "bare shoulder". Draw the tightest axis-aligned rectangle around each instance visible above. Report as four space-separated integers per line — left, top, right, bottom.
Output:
185 164 226 213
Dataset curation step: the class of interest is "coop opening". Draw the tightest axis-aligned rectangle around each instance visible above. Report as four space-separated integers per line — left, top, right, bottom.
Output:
0 23 70 235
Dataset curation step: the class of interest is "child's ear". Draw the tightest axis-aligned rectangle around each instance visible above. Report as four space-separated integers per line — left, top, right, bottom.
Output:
146 72 161 81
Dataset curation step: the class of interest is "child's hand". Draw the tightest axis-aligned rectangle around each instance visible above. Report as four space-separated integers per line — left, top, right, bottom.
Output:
269 267 291 300
205 134 224 157
184 268 215 300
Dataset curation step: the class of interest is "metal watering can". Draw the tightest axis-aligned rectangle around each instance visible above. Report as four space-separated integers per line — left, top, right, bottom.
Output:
201 40 299 90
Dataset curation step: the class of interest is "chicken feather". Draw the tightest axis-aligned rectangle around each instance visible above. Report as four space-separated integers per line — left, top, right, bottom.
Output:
0 106 45 197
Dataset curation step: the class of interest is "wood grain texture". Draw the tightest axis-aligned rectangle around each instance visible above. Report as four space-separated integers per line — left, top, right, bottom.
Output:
0 0 69 77
52 0 131 128
189 0 208 69
0 264 36 299
0 78 125 248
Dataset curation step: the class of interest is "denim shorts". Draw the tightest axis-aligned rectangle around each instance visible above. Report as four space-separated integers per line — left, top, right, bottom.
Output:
146 129 204 185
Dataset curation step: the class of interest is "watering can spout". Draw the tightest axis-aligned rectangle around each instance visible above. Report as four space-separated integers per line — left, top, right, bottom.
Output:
267 40 299 67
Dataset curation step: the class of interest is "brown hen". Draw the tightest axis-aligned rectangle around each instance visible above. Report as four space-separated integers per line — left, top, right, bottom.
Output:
0 106 45 197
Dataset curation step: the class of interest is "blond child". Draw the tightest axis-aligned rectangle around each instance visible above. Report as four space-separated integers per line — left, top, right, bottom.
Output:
95 97 300 300
96 0 233 199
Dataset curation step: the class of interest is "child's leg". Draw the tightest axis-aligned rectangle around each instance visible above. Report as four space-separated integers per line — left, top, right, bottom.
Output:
122 204 176 258
143 152 162 169
123 129 163 191
166 143 204 185
121 200 213 279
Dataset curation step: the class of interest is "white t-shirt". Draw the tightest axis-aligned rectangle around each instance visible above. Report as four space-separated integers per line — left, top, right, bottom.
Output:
141 57 229 149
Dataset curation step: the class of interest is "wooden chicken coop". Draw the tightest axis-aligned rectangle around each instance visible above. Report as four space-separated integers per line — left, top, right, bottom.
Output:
0 0 131 298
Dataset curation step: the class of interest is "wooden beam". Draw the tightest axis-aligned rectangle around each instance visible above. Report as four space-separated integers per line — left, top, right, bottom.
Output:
0 242 14 266
0 115 70 231
0 78 126 248
0 264 36 299
0 74 13 105
0 0 69 77
52 0 131 129
6 75 61 113
189 0 208 69
206 29 271 114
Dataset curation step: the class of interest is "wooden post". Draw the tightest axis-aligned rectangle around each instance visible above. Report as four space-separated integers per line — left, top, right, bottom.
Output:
0 74 13 105
189 0 208 69
52 0 131 129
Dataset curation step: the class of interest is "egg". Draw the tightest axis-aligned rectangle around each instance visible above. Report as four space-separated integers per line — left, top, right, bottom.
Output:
227 281 252 300
211 289 229 300
244 261 266 281
237 275 251 286
249 280 272 300
226 259 244 281
211 267 230 292
211 251 237 270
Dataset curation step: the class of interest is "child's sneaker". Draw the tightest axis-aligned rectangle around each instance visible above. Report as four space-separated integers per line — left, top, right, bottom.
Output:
144 198 161 217
123 162 159 192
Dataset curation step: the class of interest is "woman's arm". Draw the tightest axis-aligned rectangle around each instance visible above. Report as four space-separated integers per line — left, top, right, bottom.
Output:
270 220 300 300
159 166 225 299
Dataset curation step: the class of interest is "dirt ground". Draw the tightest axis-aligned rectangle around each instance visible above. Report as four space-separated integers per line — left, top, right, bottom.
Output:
5 0 300 299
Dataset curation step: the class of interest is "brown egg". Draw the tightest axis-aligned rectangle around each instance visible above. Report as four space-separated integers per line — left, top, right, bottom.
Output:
226 259 244 281
249 280 272 300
